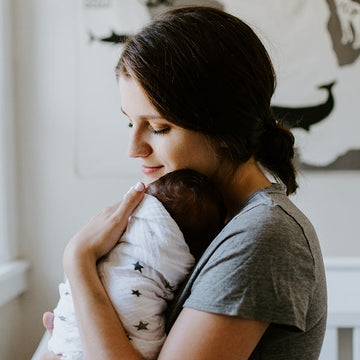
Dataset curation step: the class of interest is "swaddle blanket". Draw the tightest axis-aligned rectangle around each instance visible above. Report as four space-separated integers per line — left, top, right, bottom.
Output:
48 194 195 360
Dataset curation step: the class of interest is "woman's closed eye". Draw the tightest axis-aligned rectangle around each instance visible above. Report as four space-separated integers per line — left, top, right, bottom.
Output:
127 121 170 135
150 126 170 135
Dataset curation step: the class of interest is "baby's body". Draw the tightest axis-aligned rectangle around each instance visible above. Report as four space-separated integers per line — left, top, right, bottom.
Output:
48 170 225 360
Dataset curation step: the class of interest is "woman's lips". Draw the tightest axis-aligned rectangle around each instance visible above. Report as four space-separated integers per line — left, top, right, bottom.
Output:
141 165 164 175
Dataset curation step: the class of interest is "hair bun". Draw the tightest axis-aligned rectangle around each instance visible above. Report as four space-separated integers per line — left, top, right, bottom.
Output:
256 115 298 195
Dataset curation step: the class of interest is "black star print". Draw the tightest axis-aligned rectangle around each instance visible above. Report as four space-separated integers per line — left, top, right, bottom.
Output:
126 333 132 341
134 321 149 331
133 261 144 273
132 289 142 297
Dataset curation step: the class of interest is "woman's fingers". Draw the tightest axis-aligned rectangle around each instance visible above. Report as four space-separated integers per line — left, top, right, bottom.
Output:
95 182 145 258
40 312 61 358
38 350 61 360
43 312 54 335
39 183 145 359
112 182 145 222
64 182 145 268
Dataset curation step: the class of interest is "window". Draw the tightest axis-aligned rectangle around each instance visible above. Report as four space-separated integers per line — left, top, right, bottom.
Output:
0 0 28 307
0 0 16 265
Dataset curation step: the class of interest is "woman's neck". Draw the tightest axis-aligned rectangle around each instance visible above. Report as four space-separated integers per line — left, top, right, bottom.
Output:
217 158 272 222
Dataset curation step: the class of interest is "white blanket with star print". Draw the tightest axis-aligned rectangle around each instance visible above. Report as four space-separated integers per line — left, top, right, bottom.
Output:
48 194 195 360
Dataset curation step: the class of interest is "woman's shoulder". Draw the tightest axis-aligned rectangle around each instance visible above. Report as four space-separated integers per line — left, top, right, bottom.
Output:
226 183 316 240
211 183 320 263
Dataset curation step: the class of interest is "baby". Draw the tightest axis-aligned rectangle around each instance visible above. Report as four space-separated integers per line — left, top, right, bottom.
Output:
48 169 226 360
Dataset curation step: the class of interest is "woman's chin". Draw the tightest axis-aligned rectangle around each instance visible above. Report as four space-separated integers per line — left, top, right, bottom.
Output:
143 174 161 186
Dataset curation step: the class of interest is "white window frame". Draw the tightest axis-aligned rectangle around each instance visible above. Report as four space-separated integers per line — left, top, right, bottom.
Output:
0 0 29 307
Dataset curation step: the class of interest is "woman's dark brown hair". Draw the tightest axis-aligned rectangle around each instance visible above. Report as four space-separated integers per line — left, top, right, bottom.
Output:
116 6 298 194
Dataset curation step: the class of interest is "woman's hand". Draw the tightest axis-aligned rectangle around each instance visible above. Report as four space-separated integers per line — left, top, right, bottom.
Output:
63 182 145 274
38 312 61 359
42 311 55 335
37 183 145 360
38 351 60 360
51 183 145 360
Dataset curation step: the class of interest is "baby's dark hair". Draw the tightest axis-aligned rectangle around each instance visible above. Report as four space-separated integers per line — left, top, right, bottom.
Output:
145 169 226 261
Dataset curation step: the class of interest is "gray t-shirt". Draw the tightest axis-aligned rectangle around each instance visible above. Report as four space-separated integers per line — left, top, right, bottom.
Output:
166 184 327 359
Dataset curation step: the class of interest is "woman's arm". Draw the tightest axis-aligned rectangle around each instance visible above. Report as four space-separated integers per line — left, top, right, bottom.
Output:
62 183 268 359
68 263 268 360
66 253 143 359
63 183 145 360
38 313 61 359
40 308 268 360
159 308 269 360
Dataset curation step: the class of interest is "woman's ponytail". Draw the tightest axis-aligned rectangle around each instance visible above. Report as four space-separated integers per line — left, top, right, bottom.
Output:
255 112 298 195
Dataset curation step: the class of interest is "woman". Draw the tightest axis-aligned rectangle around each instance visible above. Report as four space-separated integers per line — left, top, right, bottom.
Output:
40 6 327 360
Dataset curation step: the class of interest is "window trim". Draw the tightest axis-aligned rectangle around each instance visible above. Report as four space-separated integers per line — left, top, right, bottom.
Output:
0 0 29 307
0 260 30 307
0 0 16 264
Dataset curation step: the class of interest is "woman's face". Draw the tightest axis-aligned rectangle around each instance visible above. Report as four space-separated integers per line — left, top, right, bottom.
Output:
119 76 224 185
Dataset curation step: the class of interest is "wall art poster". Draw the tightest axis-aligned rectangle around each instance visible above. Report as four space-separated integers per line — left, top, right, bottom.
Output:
75 0 360 177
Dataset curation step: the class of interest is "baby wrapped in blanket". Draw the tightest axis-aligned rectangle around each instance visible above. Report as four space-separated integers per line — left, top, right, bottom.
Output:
48 169 225 360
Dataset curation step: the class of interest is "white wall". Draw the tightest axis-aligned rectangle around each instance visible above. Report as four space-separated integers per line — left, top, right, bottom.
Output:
291 171 360 257
0 1 359 359
6 1 140 358
0 299 23 360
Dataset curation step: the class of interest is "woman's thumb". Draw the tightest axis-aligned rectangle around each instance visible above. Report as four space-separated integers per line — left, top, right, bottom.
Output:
43 312 54 336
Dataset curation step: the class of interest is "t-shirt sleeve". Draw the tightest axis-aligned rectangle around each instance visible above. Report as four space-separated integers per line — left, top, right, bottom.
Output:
183 204 316 331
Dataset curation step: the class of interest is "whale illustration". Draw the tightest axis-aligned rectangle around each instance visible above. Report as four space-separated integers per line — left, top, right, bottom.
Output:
272 81 336 131
143 0 174 6
88 0 223 46
300 149 360 170
144 0 223 19
89 31 129 44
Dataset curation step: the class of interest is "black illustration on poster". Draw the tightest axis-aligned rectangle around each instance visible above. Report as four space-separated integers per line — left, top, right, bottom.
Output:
86 0 360 171
326 0 360 65
273 0 360 171
87 0 223 45
272 82 336 131
311 0 360 171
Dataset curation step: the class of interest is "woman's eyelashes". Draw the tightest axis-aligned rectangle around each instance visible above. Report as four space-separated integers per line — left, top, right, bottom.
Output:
127 122 170 135
151 127 170 135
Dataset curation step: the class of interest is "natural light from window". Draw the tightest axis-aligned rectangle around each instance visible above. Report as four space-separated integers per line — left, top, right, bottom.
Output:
0 0 12 265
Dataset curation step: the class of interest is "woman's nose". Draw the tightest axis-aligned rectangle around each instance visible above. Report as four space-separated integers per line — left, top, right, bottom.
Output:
127 130 152 158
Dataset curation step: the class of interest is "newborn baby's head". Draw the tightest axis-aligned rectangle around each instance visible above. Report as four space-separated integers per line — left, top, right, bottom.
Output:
145 169 226 260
